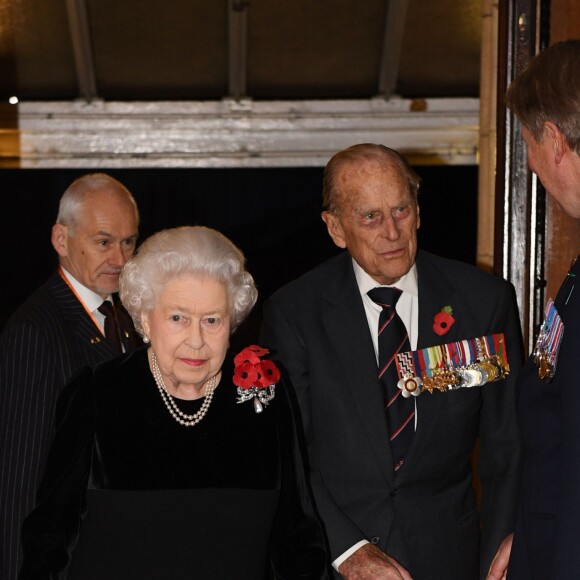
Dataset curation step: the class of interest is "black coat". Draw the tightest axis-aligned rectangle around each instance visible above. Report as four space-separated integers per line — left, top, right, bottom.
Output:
509 256 580 579
0 271 140 580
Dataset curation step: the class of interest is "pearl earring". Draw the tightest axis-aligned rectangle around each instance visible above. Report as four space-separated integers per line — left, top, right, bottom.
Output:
143 335 150 344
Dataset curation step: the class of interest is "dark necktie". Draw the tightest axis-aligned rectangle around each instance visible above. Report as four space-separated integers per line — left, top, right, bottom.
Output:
98 300 123 354
367 287 415 471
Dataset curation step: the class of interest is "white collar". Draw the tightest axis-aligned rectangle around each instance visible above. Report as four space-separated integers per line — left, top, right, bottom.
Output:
352 258 418 296
60 267 113 313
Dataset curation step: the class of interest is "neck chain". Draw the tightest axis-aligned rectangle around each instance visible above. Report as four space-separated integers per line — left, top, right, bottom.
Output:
150 351 216 427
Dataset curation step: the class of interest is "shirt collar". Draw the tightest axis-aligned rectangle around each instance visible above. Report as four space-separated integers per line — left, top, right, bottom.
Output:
352 258 418 296
60 267 113 313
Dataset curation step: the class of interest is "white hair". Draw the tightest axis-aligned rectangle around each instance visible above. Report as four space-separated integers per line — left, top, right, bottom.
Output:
56 173 139 234
119 226 257 334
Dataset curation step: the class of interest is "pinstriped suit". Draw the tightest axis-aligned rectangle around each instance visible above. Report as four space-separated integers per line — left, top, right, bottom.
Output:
0 271 140 580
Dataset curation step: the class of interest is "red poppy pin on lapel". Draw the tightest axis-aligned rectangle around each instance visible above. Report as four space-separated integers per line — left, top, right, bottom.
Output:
233 345 280 413
433 306 455 336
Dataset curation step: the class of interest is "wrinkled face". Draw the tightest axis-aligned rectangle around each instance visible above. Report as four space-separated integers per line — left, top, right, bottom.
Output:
141 275 230 395
322 159 420 285
53 191 138 298
522 125 580 218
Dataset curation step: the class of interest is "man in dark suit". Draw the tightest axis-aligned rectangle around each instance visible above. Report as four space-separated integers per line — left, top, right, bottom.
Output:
0 173 142 580
261 144 523 579
487 40 580 580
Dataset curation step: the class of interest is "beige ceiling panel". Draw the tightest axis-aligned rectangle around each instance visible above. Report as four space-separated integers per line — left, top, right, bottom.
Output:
247 0 386 98
397 0 481 97
0 0 77 99
86 0 228 99
1 0 482 103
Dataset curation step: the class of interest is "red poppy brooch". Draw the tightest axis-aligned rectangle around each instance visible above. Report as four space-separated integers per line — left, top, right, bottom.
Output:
433 306 455 336
233 345 281 413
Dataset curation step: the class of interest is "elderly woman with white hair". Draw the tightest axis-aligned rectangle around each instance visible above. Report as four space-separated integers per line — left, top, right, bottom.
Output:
19 226 329 580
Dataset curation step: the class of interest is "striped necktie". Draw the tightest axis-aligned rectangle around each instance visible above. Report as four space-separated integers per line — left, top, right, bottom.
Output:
368 287 415 471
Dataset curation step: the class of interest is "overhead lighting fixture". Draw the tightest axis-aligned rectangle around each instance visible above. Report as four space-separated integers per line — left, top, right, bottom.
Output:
8 96 19 105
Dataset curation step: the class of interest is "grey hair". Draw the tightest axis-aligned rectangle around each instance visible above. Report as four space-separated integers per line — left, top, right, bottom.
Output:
119 226 258 334
506 40 580 155
56 173 139 234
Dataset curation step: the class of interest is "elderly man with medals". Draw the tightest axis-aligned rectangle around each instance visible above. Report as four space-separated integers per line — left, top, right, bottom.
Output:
262 143 524 580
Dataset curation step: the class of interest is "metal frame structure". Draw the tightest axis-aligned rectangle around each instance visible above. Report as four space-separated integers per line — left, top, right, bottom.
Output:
377 0 410 97
495 0 550 351
65 0 98 100
0 97 479 168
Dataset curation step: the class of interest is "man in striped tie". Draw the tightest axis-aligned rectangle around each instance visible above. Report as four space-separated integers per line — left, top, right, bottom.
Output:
262 143 523 579
0 174 142 580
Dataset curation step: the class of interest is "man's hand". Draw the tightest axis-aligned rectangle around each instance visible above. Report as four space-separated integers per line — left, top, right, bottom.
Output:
486 533 513 580
338 543 412 579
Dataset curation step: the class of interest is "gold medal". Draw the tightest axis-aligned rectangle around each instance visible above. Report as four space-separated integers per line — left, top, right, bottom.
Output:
479 360 499 382
538 353 553 380
422 376 435 393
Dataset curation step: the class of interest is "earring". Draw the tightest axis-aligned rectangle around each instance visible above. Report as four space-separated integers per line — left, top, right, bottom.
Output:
143 335 150 344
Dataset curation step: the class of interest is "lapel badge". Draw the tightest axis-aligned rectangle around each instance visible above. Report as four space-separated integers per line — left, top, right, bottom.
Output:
432 305 455 336
397 374 423 397
90 336 102 344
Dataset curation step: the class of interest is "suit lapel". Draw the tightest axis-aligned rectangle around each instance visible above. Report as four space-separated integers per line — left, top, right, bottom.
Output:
400 252 461 476
320 254 395 482
113 294 143 351
48 272 115 359
416 251 457 349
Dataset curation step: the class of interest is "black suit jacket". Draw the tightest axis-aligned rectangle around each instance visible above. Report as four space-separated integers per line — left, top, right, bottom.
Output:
261 250 523 580
508 257 580 579
0 271 141 580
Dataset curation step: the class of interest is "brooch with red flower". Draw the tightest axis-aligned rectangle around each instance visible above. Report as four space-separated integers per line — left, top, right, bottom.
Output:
433 306 455 336
233 345 280 413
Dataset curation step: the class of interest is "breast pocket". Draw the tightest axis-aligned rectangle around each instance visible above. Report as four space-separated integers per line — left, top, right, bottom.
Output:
445 387 482 410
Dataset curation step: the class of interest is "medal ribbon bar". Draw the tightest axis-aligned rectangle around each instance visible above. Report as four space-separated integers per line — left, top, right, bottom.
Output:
395 333 510 396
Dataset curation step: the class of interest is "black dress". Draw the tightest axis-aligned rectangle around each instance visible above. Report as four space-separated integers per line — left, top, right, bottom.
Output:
19 348 329 579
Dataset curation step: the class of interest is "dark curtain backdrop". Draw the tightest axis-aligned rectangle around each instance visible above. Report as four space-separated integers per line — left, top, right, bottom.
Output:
0 166 476 350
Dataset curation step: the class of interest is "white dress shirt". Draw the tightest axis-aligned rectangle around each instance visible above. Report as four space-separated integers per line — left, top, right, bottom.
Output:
353 259 419 354
61 268 112 336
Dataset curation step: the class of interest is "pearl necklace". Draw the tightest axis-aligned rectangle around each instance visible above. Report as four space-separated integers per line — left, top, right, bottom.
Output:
150 352 216 427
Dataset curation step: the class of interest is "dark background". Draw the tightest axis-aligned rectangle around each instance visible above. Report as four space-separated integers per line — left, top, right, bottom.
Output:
0 165 477 350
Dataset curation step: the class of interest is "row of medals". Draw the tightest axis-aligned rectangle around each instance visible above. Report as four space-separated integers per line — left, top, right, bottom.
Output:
404 355 509 394
533 315 555 380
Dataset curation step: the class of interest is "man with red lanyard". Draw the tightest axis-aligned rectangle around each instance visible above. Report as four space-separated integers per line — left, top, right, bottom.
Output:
0 173 142 580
